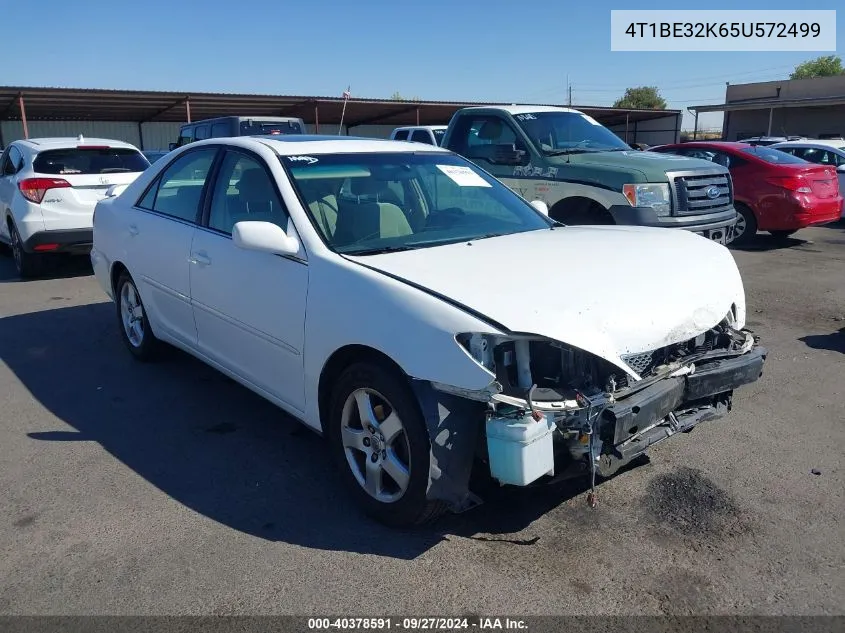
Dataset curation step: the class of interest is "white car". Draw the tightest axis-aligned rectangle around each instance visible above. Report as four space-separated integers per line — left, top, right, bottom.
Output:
91 136 767 526
0 136 149 278
770 139 845 217
390 125 447 146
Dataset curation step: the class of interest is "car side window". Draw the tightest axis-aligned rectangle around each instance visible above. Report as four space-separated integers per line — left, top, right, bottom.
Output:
798 148 839 166
207 151 288 234
454 116 527 164
411 129 434 145
177 129 193 147
194 126 210 141
211 122 229 138
393 130 408 141
8 147 23 172
137 148 217 223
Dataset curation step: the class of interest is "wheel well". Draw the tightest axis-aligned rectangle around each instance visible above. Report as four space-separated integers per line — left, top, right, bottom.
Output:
317 345 408 435
549 196 613 224
110 261 129 295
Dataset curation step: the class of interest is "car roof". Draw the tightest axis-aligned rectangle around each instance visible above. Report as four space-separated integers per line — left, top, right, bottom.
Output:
188 134 452 155
394 125 447 131
459 104 581 115
15 137 139 151
771 139 845 150
658 141 753 150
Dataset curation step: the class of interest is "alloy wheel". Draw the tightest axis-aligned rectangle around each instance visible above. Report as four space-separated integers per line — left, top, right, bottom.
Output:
340 388 411 503
120 282 146 348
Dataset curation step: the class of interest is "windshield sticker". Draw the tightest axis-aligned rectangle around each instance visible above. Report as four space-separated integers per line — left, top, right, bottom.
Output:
514 165 558 178
437 165 492 187
515 113 538 121
580 114 602 126
287 155 319 165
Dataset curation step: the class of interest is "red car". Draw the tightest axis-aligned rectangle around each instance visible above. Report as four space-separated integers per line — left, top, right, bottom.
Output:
651 141 843 243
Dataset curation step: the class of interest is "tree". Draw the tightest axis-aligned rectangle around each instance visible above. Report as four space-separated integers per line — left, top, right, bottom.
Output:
790 55 844 79
613 86 666 110
390 91 420 101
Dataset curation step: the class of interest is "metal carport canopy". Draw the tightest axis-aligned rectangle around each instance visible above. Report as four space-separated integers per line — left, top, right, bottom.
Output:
0 86 677 128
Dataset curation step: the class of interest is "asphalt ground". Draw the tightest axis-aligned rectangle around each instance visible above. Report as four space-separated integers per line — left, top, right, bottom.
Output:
0 222 843 615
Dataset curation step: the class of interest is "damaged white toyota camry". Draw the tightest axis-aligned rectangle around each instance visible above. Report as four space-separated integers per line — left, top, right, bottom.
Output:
91 135 767 526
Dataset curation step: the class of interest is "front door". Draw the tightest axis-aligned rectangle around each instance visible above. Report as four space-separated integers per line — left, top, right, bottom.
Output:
189 148 309 413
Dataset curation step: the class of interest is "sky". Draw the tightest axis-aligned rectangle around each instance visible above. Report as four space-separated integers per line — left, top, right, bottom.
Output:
1 0 841 130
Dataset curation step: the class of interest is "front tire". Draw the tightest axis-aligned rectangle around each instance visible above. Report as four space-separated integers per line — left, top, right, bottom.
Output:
328 362 446 527
8 220 44 279
732 203 758 245
115 272 162 361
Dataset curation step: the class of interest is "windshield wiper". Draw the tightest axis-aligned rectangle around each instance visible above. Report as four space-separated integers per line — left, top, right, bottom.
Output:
348 244 423 256
543 148 600 156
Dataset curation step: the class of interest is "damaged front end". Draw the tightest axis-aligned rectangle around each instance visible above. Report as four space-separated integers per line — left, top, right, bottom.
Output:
417 317 767 511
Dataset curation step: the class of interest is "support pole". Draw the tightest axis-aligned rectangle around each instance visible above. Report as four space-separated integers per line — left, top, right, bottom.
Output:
693 110 699 141
138 122 144 150
185 97 192 124
19 94 28 140
416 106 420 126
314 105 319 134
625 113 630 143
767 107 773 136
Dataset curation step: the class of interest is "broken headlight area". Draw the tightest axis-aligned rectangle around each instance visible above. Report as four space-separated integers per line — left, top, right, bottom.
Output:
450 322 765 491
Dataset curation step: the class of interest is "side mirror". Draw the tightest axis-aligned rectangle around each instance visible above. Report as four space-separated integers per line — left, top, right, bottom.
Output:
837 164 845 173
232 221 300 257
530 200 549 215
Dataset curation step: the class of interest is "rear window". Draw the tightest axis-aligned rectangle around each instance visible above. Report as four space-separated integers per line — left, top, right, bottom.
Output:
239 120 303 136
33 147 150 175
741 146 807 165
433 129 446 145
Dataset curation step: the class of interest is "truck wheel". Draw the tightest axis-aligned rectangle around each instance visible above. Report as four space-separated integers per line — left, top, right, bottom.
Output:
551 199 614 226
8 220 44 279
732 203 758 245
328 361 447 527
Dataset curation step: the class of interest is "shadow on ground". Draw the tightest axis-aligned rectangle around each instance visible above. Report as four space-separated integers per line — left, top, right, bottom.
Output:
728 233 812 253
1 302 612 559
800 328 845 354
0 251 93 283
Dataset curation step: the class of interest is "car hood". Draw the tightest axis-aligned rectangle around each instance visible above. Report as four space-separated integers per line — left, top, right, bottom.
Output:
558 149 721 176
346 226 745 378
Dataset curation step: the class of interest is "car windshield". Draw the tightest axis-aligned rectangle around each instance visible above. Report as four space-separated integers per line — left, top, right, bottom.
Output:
741 146 808 164
283 152 553 255
33 148 149 174
513 111 631 154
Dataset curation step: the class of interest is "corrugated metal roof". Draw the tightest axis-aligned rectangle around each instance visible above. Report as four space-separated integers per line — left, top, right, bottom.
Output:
0 86 679 128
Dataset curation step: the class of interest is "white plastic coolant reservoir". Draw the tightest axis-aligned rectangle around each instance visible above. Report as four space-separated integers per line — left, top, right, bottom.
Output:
486 412 556 486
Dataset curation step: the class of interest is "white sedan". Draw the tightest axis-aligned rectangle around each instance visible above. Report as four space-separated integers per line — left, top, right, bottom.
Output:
91 136 767 526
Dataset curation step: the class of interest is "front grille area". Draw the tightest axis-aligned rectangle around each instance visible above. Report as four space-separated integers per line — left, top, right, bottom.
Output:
672 172 732 215
620 329 723 382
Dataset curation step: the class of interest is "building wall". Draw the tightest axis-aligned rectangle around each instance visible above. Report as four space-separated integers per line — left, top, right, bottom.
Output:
722 76 845 141
0 120 182 150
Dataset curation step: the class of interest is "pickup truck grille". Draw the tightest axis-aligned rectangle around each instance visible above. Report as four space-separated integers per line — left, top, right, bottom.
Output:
672 172 732 215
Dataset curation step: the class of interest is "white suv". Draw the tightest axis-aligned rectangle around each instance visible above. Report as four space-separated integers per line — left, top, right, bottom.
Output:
0 136 149 278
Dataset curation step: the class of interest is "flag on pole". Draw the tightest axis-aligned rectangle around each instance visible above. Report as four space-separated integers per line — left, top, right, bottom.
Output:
339 86 351 135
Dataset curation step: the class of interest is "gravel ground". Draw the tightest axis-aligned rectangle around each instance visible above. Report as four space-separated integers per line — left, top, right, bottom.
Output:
0 222 843 616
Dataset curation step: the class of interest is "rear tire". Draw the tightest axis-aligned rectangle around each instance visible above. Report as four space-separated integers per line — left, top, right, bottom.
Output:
328 361 446 527
732 203 758 245
8 220 44 279
115 271 163 361
769 229 797 240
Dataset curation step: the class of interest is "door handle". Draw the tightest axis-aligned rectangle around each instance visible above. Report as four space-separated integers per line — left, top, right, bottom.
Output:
189 251 212 267
128 224 139 236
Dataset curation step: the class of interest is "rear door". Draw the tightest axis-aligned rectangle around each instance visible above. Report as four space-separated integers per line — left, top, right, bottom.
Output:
124 147 219 348
32 145 150 231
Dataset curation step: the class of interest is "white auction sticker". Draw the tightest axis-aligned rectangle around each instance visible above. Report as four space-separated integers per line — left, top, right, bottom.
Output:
437 165 492 187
